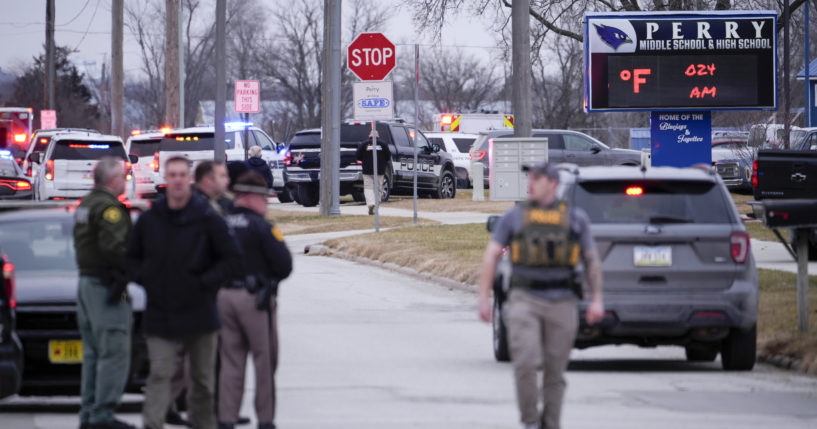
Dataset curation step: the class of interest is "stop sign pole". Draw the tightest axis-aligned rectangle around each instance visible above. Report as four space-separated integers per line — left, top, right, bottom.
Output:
348 33 396 231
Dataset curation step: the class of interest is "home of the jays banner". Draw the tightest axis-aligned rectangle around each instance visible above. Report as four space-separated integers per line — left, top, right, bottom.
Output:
584 11 777 112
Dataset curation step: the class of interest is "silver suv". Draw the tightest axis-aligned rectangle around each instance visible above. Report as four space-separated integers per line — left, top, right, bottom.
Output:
491 166 757 371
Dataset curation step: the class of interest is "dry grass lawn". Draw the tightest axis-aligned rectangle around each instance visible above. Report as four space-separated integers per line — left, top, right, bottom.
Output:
267 209 437 235
744 221 789 243
325 224 817 372
381 190 513 214
731 192 755 216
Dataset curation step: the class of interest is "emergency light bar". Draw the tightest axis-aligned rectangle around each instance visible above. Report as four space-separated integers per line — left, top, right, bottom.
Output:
0 150 12 158
69 144 111 149
225 121 253 129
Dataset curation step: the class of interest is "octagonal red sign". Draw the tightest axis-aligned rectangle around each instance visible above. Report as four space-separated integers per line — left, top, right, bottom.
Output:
347 32 396 81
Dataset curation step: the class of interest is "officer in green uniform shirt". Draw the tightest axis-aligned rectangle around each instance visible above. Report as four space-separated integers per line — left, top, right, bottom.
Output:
74 157 135 429
478 161 604 429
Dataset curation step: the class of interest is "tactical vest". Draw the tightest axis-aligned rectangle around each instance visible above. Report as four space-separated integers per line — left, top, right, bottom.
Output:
510 201 581 290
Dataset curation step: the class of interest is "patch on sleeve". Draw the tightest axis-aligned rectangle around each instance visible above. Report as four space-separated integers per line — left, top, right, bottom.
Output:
102 206 123 224
271 225 284 242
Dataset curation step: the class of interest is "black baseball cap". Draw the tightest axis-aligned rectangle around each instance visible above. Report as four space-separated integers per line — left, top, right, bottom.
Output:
521 161 560 181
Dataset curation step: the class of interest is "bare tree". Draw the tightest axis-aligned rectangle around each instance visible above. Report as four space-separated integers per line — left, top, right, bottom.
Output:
412 48 500 113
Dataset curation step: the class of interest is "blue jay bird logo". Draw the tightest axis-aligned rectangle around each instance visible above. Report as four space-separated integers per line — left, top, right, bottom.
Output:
594 24 632 50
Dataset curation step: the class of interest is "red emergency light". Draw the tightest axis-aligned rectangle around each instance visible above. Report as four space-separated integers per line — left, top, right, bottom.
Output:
625 186 644 196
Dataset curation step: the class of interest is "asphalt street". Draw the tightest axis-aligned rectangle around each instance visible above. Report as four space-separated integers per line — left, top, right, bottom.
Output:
2 238 816 428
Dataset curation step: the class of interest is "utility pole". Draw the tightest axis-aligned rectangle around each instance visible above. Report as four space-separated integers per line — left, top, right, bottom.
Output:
44 0 55 110
319 0 341 216
512 0 532 138
179 1 185 127
214 0 226 160
111 0 124 140
165 0 180 127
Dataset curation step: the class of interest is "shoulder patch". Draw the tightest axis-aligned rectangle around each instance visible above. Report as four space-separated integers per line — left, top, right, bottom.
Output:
271 225 284 242
102 206 123 224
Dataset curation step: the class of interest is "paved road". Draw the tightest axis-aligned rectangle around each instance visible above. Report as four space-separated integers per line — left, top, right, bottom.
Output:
3 244 816 428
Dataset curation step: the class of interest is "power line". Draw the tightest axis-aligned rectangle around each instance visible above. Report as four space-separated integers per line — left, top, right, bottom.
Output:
72 0 103 51
58 0 93 27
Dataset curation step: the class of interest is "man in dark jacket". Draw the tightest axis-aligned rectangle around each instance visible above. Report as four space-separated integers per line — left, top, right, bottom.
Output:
195 160 234 216
244 146 273 188
355 130 391 215
218 172 292 429
128 156 241 429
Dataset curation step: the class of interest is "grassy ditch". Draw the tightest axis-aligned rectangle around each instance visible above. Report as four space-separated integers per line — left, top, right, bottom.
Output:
267 209 437 236
324 223 817 373
375 190 513 214
744 221 789 243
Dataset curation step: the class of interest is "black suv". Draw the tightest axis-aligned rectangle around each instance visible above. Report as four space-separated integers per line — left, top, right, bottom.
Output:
0 248 23 399
284 120 457 207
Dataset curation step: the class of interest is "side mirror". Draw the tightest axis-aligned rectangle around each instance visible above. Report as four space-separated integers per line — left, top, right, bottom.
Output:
432 143 441 153
591 146 602 154
486 215 500 232
128 154 139 164
28 152 41 164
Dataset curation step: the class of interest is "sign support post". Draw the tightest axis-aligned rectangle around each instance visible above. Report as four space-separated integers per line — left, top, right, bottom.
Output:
413 44 419 225
371 120 380 231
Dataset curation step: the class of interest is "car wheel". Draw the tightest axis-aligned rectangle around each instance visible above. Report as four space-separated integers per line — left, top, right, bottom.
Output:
276 188 293 203
721 324 756 371
434 170 456 199
296 183 319 207
685 344 719 362
352 189 365 203
380 172 391 203
493 298 510 362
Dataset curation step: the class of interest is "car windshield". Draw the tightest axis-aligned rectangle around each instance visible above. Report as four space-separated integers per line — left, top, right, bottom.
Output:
289 133 321 146
130 139 161 157
31 135 51 153
52 140 126 160
572 180 734 224
0 218 76 271
341 123 390 144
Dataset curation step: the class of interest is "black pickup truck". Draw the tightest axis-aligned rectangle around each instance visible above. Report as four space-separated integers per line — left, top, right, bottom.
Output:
283 121 458 207
752 127 817 258
752 128 817 201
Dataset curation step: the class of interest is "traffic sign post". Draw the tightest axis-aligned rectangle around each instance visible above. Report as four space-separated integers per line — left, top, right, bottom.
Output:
40 110 56 129
349 33 397 232
235 80 260 160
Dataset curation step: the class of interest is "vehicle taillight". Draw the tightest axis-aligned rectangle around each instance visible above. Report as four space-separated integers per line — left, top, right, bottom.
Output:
152 152 160 172
470 150 486 160
625 186 644 196
3 255 16 309
283 150 291 167
356 160 362 165
45 159 54 180
0 179 32 191
730 231 750 264
751 160 758 188
125 161 133 181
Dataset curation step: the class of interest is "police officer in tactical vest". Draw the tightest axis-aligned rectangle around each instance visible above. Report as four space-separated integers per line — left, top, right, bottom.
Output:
218 172 292 429
478 161 604 429
74 157 135 429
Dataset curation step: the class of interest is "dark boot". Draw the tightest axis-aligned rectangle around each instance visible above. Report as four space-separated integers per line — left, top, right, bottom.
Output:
258 423 276 429
236 416 251 425
165 410 192 427
217 423 235 429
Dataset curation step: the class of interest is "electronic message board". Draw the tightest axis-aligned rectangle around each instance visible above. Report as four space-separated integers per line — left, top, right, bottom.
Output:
584 11 777 112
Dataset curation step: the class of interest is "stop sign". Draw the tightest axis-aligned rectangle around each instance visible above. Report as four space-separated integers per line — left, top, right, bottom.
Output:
347 33 395 81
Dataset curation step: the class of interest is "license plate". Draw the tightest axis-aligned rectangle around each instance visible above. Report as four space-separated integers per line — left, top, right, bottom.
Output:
634 246 672 267
49 340 83 364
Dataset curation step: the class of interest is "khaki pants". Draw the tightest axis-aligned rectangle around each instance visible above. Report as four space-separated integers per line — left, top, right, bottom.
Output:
143 333 217 429
363 174 383 207
503 289 578 429
217 288 278 425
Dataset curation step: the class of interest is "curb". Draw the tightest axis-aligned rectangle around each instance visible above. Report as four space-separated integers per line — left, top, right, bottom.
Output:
306 244 478 294
758 352 817 376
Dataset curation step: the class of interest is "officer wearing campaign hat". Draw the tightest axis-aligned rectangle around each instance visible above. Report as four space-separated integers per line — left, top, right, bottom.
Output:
218 172 292 429
478 161 605 429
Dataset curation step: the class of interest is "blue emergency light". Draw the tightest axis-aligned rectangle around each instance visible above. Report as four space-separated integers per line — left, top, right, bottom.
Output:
0 150 12 158
225 121 253 129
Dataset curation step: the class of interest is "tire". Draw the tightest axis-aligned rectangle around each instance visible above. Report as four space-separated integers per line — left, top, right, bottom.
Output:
276 188 293 203
296 183 319 207
434 170 456 199
379 172 391 203
352 189 365 203
685 344 719 362
721 324 756 371
493 297 510 362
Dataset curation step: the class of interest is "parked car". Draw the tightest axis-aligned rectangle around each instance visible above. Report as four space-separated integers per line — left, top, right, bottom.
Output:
424 132 478 188
29 132 135 201
711 133 753 193
284 121 457 207
0 248 23 399
470 129 642 187
490 166 757 371
0 207 148 395
0 150 33 200
126 131 164 199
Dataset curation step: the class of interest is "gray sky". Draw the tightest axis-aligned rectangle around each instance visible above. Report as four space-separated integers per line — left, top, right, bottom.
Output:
0 0 500 79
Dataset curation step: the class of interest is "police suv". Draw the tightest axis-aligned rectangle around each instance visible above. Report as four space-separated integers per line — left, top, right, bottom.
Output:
151 124 284 195
125 131 164 198
424 131 478 188
284 120 458 207
30 132 135 200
